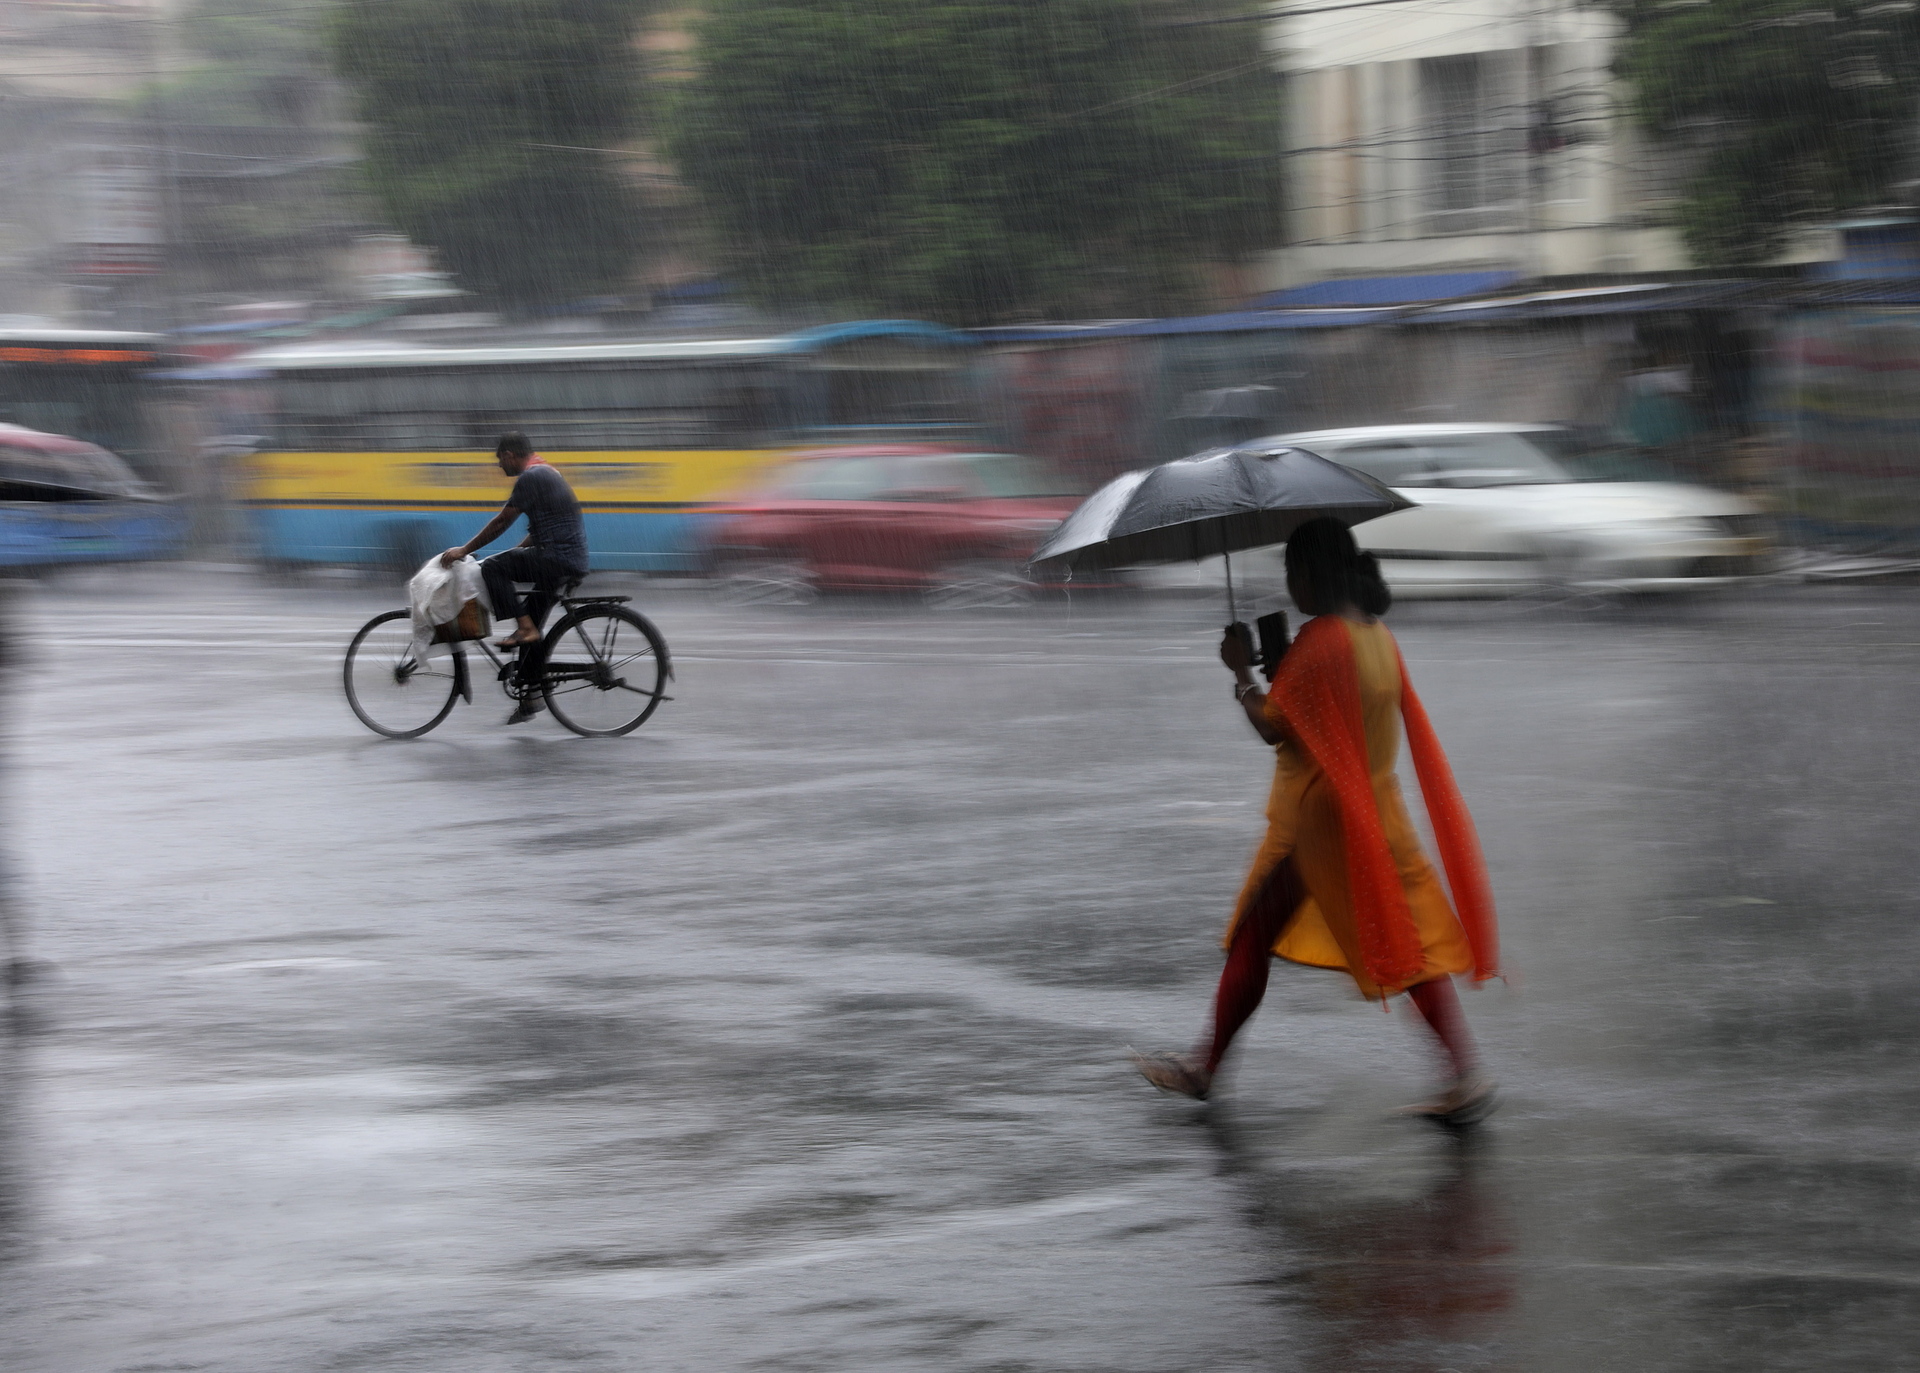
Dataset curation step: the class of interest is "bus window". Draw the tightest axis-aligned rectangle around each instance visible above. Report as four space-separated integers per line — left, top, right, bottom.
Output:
823 368 968 427
0 363 149 458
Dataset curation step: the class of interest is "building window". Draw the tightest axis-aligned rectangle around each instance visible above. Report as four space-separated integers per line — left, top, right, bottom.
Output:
1420 51 1525 232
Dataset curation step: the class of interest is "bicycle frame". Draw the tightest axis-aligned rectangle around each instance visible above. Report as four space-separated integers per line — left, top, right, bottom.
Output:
445 594 673 706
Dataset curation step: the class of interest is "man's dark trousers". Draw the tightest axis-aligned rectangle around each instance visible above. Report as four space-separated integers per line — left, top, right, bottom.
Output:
481 548 578 630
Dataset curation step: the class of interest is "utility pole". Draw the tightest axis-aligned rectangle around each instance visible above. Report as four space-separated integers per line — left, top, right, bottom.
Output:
145 0 183 335
1521 0 1546 281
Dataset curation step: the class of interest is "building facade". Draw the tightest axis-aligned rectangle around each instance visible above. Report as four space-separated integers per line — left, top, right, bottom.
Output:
1258 0 1835 292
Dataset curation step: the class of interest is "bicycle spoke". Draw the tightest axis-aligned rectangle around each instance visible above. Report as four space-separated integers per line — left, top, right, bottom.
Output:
344 611 462 738
539 606 669 736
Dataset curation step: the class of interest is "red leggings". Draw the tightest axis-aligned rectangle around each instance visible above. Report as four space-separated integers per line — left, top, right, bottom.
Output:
1201 857 1477 1078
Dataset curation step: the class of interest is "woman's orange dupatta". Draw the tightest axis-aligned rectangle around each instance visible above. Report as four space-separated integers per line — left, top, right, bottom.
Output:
1265 616 1500 990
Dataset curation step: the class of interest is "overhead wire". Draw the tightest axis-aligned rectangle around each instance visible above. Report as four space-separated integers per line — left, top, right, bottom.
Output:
1259 0 1656 247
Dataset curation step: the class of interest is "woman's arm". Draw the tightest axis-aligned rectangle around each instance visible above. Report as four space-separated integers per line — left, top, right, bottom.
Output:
1220 628 1285 745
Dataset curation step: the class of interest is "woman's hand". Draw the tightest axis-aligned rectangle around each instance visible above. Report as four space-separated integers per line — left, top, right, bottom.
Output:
1219 625 1253 674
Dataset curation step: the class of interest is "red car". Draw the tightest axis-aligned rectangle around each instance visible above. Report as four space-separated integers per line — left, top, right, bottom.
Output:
704 446 1083 606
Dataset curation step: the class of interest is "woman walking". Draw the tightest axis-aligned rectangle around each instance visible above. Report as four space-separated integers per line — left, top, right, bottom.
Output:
1132 519 1500 1121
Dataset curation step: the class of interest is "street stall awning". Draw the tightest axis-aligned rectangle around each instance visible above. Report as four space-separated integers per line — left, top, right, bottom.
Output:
973 308 1392 344
1403 280 1778 322
1248 270 1523 309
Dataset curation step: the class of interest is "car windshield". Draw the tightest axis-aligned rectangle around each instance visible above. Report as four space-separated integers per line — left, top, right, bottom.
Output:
1331 432 1571 488
960 453 1083 497
1332 430 1689 489
1525 429 1687 482
881 452 1081 498
763 456 890 500
765 451 1081 500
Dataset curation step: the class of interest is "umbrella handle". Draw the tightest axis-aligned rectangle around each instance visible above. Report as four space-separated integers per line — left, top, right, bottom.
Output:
1224 549 1237 623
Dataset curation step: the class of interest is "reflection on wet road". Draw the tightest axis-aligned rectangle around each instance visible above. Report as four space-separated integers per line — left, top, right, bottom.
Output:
1 571 1916 1371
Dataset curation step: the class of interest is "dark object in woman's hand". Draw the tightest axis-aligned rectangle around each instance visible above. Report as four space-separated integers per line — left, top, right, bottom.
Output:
1256 610 1291 680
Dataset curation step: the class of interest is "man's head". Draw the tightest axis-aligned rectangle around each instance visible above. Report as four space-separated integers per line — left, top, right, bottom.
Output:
496 431 535 476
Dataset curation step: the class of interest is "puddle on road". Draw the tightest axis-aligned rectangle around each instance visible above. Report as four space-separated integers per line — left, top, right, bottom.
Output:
181 956 381 975
541 1186 1150 1301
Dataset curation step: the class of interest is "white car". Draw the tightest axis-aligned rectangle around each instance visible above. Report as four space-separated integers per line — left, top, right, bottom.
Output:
1133 424 1771 599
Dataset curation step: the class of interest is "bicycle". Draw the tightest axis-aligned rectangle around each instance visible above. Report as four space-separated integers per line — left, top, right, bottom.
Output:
343 584 672 739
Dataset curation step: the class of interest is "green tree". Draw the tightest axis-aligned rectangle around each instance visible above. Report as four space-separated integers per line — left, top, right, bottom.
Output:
330 0 656 307
667 0 1283 325
1608 0 1920 266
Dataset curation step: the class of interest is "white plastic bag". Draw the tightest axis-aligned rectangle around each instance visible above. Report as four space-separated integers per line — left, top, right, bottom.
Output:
407 555 492 661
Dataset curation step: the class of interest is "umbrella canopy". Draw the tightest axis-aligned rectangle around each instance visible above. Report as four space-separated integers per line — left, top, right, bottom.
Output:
1029 443 1412 576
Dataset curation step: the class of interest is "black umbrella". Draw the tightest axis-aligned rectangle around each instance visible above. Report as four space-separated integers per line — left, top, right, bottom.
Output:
1029 443 1412 619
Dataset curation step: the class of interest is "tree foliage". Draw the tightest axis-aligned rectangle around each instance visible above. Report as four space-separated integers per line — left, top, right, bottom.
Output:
330 0 656 306
1608 0 1920 266
668 0 1284 325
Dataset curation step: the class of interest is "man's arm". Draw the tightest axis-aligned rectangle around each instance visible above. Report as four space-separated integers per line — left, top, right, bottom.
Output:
440 505 521 567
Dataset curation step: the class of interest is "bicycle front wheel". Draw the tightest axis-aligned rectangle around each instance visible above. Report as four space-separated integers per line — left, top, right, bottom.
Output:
343 609 460 738
540 605 669 737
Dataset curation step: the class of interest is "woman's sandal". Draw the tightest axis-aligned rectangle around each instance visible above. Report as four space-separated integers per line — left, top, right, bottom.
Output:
1396 1072 1497 1126
1128 1048 1212 1101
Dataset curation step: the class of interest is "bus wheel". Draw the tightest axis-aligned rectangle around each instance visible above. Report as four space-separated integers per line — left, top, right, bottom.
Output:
380 522 439 580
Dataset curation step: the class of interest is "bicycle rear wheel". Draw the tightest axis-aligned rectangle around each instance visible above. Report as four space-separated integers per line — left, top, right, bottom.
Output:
540 604 669 737
343 609 460 738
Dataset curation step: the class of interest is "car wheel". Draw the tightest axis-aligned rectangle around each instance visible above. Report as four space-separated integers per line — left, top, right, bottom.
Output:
1521 536 1623 611
924 560 1034 610
716 557 817 606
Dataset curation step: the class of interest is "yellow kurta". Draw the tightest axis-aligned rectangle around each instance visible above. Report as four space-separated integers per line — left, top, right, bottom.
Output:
1229 620 1473 998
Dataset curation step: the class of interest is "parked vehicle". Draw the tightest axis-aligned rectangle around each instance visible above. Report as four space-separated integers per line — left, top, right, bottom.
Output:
1129 424 1771 599
0 424 183 569
704 446 1082 606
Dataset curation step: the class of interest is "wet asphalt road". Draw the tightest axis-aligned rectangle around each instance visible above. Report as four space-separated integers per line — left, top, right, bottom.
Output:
0 569 1916 1372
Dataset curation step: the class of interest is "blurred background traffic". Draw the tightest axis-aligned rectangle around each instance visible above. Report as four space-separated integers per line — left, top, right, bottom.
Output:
0 0 1916 597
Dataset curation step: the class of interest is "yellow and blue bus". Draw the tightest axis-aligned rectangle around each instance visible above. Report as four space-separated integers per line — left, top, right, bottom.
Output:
232 320 981 573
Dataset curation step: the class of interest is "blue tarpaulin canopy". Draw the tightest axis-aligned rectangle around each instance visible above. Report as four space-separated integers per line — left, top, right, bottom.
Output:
1249 271 1524 309
973 308 1388 344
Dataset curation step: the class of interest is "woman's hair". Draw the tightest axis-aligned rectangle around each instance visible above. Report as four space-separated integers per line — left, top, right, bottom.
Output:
1284 517 1391 616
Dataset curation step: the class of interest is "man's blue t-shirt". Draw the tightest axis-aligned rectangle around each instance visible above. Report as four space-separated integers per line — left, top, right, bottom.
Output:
509 461 589 574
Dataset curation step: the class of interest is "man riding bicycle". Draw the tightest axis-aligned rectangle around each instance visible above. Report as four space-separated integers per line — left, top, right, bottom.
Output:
439 431 589 723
